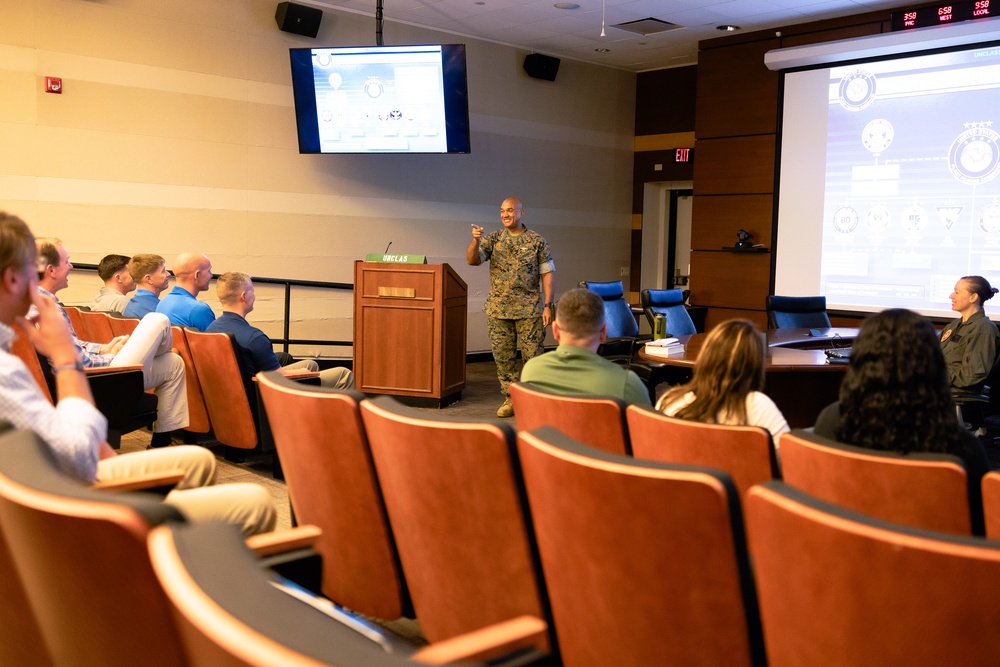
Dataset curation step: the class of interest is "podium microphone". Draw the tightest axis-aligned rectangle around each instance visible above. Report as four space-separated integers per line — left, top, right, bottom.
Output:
384 241 392 254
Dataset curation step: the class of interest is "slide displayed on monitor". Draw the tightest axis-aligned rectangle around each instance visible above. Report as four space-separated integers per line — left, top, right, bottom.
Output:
289 44 471 154
775 36 1000 319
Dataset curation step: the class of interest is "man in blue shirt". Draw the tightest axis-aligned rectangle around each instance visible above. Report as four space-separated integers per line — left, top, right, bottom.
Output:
156 252 216 330
123 253 169 319
206 272 353 394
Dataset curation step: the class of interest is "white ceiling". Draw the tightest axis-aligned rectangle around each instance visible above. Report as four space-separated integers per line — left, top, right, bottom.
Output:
307 0 915 71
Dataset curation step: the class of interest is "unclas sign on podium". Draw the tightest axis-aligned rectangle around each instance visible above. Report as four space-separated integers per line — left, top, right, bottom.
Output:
353 260 467 406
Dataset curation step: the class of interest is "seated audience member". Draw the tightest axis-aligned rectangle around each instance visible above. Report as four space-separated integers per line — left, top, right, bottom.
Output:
156 252 216 331
206 272 353 394
89 254 135 313
941 275 1000 392
123 253 170 319
0 213 274 534
519 287 650 406
814 308 988 535
655 319 789 439
35 238 188 449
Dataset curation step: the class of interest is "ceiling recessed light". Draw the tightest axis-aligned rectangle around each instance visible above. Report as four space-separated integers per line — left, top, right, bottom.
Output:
717 24 740 32
595 47 610 52
554 2 579 8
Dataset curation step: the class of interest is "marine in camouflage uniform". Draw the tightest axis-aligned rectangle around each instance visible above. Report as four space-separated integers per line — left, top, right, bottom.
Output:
467 197 555 417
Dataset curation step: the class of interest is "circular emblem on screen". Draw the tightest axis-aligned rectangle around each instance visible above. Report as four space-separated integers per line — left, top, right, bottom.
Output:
838 70 877 112
363 76 385 99
901 204 927 233
862 119 894 155
949 124 1000 185
832 206 859 233
866 204 890 232
315 52 333 68
980 201 1000 233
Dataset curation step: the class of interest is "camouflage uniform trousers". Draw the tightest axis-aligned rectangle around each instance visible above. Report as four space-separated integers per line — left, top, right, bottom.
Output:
487 316 545 397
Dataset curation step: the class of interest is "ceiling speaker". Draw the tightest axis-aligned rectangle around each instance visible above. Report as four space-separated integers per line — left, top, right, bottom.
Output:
275 2 323 38
523 54 560 81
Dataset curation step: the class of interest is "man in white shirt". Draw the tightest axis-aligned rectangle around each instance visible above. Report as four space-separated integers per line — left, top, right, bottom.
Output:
0 213 274 534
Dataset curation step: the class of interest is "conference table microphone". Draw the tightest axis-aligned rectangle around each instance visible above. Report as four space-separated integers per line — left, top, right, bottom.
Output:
384 241 392 254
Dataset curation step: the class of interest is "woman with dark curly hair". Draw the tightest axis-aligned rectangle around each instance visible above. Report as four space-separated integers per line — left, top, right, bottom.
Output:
814 308 988 534
941 275 999 392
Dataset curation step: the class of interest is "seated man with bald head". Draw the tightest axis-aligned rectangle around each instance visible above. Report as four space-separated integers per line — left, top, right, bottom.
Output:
156 252 216 331
519 287 651 406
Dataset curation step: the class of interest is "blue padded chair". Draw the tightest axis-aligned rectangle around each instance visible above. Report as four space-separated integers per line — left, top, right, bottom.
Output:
640 288 697 337
581 280 639 365
765 295 831 329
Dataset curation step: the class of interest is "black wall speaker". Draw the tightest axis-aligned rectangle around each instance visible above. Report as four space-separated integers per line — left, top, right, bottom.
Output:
523 53 560 81
275 2 323 38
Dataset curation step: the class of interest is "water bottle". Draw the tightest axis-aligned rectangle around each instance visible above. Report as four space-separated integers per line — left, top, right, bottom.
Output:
653 314 666 340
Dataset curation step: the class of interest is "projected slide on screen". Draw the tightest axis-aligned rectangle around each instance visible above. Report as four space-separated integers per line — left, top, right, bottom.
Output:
775 32 1000 319
818 44 1000 312
310 46 448 153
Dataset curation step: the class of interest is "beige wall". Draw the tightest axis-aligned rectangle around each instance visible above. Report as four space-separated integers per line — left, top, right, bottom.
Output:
0 0 636 355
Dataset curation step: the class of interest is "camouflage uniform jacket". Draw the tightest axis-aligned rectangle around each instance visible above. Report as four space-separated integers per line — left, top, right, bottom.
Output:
478 227 555 320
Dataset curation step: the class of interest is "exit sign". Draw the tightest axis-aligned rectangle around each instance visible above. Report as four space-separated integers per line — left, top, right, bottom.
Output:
673 147 693 163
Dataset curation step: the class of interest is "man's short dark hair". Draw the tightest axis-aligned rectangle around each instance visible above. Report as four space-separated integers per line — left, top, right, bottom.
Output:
556 288 605 337
0 213 36 276
97 254 131 282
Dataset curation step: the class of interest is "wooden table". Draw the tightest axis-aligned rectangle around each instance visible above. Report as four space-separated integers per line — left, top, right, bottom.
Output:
638 328 858 428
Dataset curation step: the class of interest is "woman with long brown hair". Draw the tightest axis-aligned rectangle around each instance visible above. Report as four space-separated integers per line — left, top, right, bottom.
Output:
655 318 789 438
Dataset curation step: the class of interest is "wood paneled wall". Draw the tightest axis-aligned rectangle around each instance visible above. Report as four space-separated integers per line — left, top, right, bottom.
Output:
690 9 898 329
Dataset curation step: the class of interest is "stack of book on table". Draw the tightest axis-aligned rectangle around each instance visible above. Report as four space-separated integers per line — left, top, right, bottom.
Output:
643 337 685 358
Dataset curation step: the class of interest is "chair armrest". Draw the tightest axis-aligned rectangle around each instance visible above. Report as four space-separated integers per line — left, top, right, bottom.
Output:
245 525 322 557
92 469 185 493
85 364 144 375
411 616 549 665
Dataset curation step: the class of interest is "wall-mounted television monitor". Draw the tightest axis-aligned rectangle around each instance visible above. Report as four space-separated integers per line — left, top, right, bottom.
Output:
289 44 471 154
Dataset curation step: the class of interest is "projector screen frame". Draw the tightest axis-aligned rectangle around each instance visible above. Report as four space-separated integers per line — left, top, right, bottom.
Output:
769 19 1000 322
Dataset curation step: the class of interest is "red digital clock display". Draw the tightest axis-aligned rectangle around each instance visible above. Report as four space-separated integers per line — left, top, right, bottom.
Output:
892 0 996 29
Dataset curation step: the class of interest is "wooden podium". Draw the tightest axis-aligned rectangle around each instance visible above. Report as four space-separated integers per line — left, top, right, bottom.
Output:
353 261 467 406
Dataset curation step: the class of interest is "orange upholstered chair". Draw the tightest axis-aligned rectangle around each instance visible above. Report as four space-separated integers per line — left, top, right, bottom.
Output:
149 521 548 667
517 426 764 667
626 405 777 499
509 381 630 455
0 427 188 666
981 471 1000 539
80 309 115 344
359 396 551 648
778 430 972 535
746 481 1000 665
256 371 408 619
184 329 258 449
171 326 212 434
107 313 141 337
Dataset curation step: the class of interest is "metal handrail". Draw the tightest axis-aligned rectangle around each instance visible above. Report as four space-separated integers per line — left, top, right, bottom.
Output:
73 263 354 354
